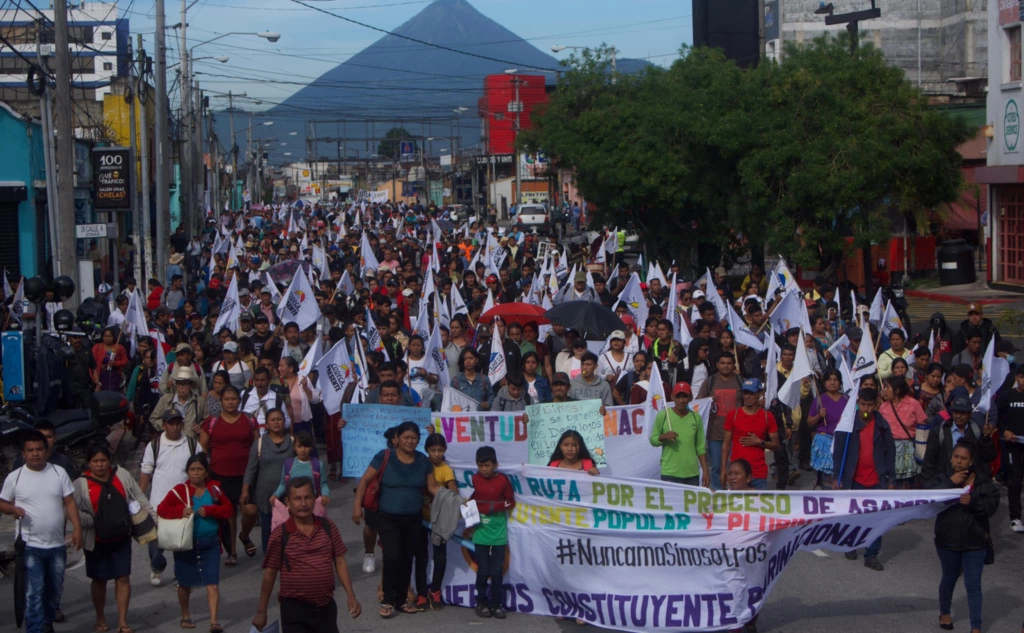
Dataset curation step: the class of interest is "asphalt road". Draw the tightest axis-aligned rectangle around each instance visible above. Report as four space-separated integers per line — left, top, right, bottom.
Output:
2 468 1020 633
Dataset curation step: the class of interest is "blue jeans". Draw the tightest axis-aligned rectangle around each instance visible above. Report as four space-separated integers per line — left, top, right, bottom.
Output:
707 441 723 491
24 546 65 633
474 544 506 609
937 547 986 630
148 540 167 573
850 482 882 558
751 478 768 490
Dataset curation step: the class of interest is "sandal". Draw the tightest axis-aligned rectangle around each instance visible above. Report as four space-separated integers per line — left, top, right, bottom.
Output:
117 627 134 633
93 624 109 632
400 602 419 614
179 619 195 630
210 625 224 633
240 537 257 558
379 604 396 619
224 556 237 567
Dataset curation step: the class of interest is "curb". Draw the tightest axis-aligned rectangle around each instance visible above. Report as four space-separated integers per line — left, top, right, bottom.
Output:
905 289 1020 305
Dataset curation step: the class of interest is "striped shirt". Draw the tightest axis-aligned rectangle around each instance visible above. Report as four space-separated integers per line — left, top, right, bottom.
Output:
264 517 347 607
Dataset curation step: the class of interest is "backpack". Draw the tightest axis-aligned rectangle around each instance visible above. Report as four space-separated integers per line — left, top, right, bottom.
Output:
206 412 258 435
85 472 132 541
283 457 321 495
150 434 198 470
241 387 284 421
279 516 336 572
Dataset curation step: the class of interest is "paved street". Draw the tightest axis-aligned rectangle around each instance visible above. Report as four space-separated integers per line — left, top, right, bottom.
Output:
3 464 1021 633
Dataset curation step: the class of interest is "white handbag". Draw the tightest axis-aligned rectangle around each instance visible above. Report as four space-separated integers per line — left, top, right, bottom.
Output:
157 487 194 552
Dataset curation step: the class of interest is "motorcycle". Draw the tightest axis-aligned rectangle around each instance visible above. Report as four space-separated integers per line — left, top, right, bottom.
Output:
0 391 130 479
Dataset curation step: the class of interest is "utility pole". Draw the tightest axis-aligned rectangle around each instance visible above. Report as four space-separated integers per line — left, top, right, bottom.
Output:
127 39 142 288
155 0 170 283
209 108 219 221
511 76 522 211
228 91 241 213
177 1 191 245
36 22 60 277
194 81 203 223
138 37 153 283
246 112 253 206
758 0 766 59
53 0 76 297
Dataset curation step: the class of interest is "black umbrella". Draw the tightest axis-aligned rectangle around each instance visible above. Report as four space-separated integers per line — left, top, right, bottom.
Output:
266 259 310 287
544 301 626 341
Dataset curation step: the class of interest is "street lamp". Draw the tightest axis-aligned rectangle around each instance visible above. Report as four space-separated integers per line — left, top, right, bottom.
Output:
504 69 523 210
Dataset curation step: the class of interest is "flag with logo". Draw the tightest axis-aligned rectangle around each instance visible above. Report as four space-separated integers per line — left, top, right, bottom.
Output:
769 290 803 337
149 328 171 381
727 303 765 352
450 284 468 317
425 322 450 390
441 386 478 412
765 258 797 299
879 301 905 340
338 270 355 296
360 231 379 274
851 333 878 381
487 320 507 385
213 273 241 335
827 334 850 362
298 336 323 378
612 272 648 335
314 338 354 414
9 275 24 325
363 307 385 356
276 266 321 331
643 359 667 433
977 336 1011 413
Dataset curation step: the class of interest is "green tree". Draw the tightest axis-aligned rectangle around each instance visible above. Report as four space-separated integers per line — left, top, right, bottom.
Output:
377 127 417 162
522 38 974 275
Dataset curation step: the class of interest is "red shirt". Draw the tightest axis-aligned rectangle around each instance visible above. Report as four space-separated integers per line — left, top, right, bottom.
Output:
201 413 256 477
853 420 880 487
724 408 777 479
264 517 347 608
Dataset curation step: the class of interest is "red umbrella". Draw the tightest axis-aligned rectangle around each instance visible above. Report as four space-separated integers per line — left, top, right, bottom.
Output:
479 302 549 326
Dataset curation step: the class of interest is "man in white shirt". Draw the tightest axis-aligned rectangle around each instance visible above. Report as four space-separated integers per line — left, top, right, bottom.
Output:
0 431 83 633
107 294 128 328
138 410 201 586
241 366 291 432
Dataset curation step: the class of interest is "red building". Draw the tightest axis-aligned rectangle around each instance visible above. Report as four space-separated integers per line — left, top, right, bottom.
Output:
478 73 547 154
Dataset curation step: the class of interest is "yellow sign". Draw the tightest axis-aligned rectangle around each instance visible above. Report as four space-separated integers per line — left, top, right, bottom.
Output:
302 169 310 177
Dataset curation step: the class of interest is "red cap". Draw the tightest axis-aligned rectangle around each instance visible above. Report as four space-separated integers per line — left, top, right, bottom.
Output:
621 315 636 327
486 275 498 284
672 382 692 396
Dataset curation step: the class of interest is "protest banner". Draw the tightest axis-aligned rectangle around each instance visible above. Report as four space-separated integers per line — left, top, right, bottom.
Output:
526 400 607 468
341 404 430 476
433 464 961 631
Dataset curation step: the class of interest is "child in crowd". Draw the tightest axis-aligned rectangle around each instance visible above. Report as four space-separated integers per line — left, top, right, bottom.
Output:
272 433 330 504
424 433 459 609
470 446 516 619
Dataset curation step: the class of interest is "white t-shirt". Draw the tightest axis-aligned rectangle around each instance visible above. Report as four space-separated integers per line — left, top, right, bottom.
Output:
597 351 628 380
242 388 292 432
212 360 253 390
140 434 203 510
0 464 73 549
408 356 431 401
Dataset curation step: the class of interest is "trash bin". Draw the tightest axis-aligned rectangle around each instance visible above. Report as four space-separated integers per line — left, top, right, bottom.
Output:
937 239 976 286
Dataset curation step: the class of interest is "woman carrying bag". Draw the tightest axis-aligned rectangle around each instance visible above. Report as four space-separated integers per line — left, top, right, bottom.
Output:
72 444 151 633
926 438 1000 633
156 453 233 632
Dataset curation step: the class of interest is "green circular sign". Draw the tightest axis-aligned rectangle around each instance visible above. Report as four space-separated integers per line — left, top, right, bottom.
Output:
1005 99 1020 152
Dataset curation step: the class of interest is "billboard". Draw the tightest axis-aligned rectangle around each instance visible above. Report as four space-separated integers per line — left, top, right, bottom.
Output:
92 146 132 210
400 141 415 162
520 152 550 180
765 0 779 41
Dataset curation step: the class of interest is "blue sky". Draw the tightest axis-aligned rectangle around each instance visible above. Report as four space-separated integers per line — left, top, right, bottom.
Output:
126 0 691 110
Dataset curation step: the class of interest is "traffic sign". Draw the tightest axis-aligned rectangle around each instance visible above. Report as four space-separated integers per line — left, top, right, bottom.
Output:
76 223 108 239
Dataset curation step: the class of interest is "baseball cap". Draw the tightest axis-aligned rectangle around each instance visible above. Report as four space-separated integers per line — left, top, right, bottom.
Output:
741 378 763 393
161 409 185 424
486 275 498 284
240 312 254 321
715 266 726 277
950 396 972 413
223 341 239 353
693 289 706 300
996 340 1019 354
967 303 983 315
255 314 270 323
174 342 191 354
805 298 816 307
575 271 587 282
671 382 692 396
239 288 250 297
609 330 625 341
620 315 636 328
552 372 571 385
846 325 863 341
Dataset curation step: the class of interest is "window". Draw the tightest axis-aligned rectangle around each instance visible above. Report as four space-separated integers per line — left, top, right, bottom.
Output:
103 62 112 71
1011 27 1022 82
100 31 111 40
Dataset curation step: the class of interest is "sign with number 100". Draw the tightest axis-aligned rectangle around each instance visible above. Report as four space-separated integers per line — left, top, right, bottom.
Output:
92 147 132 210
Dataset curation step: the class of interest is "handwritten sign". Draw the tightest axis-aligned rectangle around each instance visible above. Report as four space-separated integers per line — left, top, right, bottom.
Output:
525 399 607 468
341 403 430 476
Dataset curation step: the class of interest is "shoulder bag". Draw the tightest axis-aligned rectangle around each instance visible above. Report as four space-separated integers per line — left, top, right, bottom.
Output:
157 487 195 552
362 449 390 512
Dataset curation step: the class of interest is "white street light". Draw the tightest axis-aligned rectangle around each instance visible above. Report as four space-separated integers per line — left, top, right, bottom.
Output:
284 152 292 156
280 142 287 146
503 68 518 74
550 45 567 53
213 56 229 63
257 31 281 42
262 121 273 126
289 132 298 136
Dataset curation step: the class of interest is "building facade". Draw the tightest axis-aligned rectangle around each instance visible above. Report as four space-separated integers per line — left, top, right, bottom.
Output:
980 0 1024 287
0 1 129 134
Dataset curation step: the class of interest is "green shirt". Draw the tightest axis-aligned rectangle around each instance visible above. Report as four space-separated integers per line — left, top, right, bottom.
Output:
473 510 509 546
649 407 706 479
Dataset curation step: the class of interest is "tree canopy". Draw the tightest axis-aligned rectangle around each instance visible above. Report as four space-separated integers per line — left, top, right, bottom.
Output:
377 127 417 162
519 38 975 275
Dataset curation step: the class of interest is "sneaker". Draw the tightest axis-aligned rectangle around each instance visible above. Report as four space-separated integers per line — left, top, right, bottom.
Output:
475 603 492 618
787 470 802 485
415 595 429 612
362 553 376 573
491 607 507 619
1011 519 1024 533
429 591 444 610
864 556 885 571
53 609 66 623
844 551 858 561
150 571 162 587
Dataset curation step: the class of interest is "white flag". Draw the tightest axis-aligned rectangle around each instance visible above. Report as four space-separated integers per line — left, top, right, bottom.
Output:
879 301 905 340
2 270 11 299
482 288 495 316
777 340 813 410
363 307 385 355
765 258 797 299
226 242 239 270
838 355 855 395
122 285 149 338
605 228 618 254
827 334 851 362
834 378 862 436
612 272 648 334
765 340 780 406
411 307 430 340
850 332 879 381
643 357 668 433
213 273 241 335
425 322 451 390
450 284 468 317
314 338 354 415
441 386 478 412
360 232 379 274
338 270 355 296
9 276 24 325
298 336 323 378
263 273 282 305
487 321 507 385
769 289 803 337
868 288 884 326
727 304 765 352
702 267 730 323
596 239 607 265
978 336 1011 413
647 261 668 288
276 266 322 331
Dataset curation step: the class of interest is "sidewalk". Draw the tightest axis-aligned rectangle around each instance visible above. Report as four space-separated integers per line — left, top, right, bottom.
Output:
906 279 1024 305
